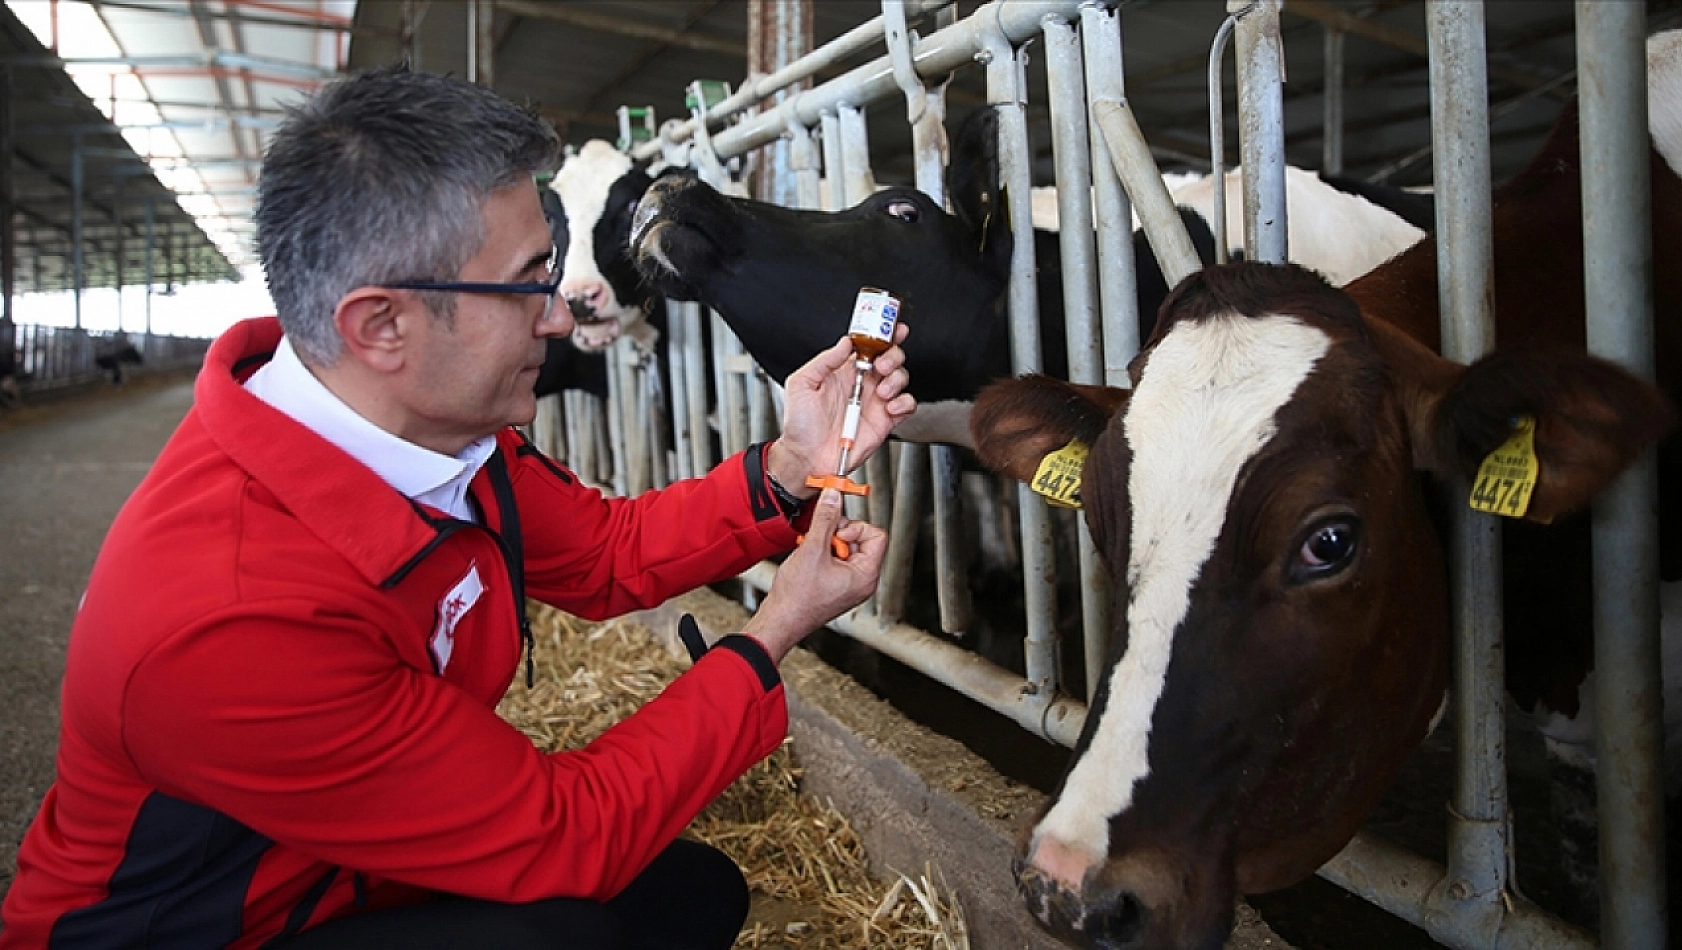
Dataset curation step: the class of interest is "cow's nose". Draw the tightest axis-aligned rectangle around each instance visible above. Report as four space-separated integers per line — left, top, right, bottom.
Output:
562 282 606 321
1015 858 1147 950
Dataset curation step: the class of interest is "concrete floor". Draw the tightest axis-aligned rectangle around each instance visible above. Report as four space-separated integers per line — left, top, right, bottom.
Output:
0 371 197 897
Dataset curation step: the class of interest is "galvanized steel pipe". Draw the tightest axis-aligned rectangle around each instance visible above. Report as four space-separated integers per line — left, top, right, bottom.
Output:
1092 99 1202 286
1081 2 1140 379
1576 2 1668 945
1045 12 1113 702
631 0 954 163
710 0 1114 162
741 562 1087 747
1232 0 1286 263
981 18 1060 697
1425 3 1511 943
1208 7 1241 266
1323 25 1345 175
1319 833 1595 949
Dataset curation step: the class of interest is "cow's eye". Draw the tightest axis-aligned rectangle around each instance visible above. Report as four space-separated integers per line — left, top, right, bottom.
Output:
885 200 921 223
1291 517 1359 582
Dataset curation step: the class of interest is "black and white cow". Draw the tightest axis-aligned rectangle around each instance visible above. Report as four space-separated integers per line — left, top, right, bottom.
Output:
630 106 1425 447
550 140 664 355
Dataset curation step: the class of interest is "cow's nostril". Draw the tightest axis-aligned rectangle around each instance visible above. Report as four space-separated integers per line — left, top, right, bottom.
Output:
1086 892 1145 947
563 294 596 321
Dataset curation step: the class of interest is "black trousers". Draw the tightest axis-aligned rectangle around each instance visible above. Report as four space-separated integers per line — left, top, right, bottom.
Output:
272 839 749 950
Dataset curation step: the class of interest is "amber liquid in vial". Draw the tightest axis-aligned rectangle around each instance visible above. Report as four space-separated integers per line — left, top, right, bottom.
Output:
846 287 902 363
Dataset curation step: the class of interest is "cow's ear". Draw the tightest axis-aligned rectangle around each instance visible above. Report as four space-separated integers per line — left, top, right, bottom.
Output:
972 375 1127 484
1377 317 1674 523
948 106 1000 237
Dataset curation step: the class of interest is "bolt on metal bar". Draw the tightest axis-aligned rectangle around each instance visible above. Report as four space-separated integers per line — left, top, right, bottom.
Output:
1576 3 1668 946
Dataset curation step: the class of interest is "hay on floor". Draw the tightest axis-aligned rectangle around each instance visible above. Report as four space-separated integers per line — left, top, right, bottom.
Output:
498 605 970 950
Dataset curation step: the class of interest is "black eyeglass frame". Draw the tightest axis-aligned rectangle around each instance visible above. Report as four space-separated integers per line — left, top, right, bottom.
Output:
377 246 562 300
376 276 561 298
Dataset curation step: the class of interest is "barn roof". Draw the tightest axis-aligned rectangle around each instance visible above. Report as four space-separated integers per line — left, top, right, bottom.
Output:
0 2 237 295
344 0 1682 190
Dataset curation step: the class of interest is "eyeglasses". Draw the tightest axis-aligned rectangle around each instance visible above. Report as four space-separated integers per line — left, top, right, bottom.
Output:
377 246 561 305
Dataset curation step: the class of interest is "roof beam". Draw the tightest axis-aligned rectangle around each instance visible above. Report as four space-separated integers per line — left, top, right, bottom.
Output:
1282 0 1571 101
494 0 744 57
74 0 397 38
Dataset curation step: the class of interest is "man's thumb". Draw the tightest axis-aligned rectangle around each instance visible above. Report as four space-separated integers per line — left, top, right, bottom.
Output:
807 488 844 537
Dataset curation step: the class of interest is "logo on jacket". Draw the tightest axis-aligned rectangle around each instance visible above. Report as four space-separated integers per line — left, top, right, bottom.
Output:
431 563 484 673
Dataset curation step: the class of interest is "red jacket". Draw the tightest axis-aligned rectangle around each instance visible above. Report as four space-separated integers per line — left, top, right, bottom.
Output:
1 317 803 948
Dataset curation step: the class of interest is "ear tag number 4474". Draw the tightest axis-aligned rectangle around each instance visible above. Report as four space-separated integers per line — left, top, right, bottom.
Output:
1032 440 1089 509
1469 415 1539 519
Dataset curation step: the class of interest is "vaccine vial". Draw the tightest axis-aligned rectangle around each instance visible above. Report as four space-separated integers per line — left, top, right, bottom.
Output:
846 287 902 364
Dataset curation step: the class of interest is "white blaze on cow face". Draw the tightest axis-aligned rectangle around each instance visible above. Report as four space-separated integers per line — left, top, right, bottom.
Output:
552 141 639 349
1028 312 1330 887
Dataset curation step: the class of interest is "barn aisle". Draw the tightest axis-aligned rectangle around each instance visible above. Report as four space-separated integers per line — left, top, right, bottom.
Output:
0 373 197 898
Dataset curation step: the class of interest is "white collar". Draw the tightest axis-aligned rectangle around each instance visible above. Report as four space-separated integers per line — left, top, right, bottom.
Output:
243 335 497 522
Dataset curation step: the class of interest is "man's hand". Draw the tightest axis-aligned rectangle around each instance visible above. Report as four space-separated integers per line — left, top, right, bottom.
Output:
743 489 887 663
768 323 916 497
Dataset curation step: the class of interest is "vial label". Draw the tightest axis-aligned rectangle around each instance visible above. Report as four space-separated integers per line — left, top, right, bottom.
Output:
847 288 900 345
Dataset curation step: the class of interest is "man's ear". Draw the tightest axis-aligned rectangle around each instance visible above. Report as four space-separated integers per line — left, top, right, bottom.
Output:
332 287 412 374
1374 316 1675 523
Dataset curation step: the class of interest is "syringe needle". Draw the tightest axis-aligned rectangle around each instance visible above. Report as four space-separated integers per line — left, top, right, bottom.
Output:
834 363 868 475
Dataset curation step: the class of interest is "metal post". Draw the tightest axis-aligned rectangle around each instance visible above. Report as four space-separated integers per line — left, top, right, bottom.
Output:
1232 0 1286 263
682 302 710 475
819 110 843 211
667 298 694 482
980 19 1059 698
1323 25 1344 175
1425 4 1508 944
113 174 124 332
1576 3 1667 946
1045 11 1112 702
1082 2 1140 378
1209 9 1239 266
836 102 876 526
0 65 12 334
883 0 965 632
469 0 493 87
142 198 153 335
71 133 83 328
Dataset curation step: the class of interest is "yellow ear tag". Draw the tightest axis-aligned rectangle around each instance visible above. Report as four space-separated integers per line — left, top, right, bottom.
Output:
1031 440 1089 509
1469 415 1539 519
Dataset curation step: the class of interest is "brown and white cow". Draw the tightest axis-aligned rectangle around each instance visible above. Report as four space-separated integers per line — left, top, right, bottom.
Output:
969 29 1682 949
974 260 1669 950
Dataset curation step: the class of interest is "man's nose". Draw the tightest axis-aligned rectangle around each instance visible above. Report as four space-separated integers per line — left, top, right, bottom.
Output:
537 293 574 338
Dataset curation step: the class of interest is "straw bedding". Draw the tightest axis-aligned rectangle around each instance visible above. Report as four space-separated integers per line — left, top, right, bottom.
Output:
498 604 971 949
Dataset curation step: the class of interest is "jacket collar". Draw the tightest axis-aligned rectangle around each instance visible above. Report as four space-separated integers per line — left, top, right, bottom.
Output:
195 317 483 587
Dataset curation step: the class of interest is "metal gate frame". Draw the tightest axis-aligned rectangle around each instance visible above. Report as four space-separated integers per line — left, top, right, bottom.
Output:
534 1 1666 946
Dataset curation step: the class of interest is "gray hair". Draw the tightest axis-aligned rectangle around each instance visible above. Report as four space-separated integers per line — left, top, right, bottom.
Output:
256 65 560 365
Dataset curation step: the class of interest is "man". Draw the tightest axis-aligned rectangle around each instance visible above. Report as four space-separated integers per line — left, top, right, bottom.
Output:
0 66 914 949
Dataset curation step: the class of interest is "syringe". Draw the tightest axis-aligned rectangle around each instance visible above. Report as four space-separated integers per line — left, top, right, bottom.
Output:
800 287 903 559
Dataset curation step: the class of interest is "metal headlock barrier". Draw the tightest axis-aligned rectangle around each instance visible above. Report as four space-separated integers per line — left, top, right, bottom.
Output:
0 323 208 397
531 1 1667 947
